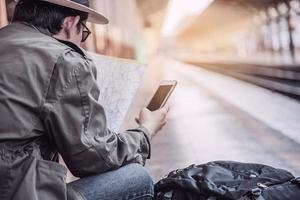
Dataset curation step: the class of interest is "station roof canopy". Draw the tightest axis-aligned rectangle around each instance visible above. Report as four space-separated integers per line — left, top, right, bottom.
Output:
136 0 169 18
176 0 290 52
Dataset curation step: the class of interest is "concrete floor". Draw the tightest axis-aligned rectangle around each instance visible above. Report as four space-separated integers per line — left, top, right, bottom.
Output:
125 57 300 182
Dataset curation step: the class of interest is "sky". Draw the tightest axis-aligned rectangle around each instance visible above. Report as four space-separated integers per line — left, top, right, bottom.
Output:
161 0 214 36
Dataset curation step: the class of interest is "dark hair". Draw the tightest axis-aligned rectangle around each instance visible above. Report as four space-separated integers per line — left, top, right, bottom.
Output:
12 0 89 35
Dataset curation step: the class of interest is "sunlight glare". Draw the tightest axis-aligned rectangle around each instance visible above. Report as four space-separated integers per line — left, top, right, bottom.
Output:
162 0 214 37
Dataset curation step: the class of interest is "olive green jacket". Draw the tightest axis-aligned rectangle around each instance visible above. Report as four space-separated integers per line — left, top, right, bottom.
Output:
0 22 151 200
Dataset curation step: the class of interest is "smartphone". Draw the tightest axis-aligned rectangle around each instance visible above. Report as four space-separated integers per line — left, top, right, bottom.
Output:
147 80 177 111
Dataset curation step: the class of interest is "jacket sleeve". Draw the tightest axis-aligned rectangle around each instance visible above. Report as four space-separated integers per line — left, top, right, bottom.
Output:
40 49 151 178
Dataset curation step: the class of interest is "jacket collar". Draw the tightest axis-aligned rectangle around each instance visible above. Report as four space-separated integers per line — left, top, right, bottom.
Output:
18 22 88 58
56 39 86 58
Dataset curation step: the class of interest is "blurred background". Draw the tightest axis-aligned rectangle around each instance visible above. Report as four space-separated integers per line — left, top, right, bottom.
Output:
1 0 300 181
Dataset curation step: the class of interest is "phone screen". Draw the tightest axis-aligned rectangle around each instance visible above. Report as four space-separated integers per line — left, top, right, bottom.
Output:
147 85 174 111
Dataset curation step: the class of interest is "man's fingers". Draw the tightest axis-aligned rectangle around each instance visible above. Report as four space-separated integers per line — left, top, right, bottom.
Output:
162 121 167 126
165 104 170 112
161 104 170 113
156 105 170 115
135 117 140 124
143 107 150 112
161 120 167 127
158 121 167 132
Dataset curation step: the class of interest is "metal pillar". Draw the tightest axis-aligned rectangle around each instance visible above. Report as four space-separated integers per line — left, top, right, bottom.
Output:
275 3 284 53
264 6 275 52
274 4 284 54
285 0 296 59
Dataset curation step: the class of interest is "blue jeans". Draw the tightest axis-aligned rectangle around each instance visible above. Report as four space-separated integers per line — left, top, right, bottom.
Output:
68 163 154 200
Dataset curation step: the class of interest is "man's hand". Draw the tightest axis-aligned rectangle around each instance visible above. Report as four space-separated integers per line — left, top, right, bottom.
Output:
136 105 170 139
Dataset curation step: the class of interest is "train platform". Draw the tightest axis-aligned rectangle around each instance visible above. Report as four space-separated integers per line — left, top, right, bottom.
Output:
122 56 300 181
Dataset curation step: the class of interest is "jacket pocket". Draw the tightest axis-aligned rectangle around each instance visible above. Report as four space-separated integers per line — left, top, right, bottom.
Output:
35 159 68 200
3 149 68 200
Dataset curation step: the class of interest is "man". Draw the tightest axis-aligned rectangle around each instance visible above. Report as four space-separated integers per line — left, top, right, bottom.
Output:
0 0 169 199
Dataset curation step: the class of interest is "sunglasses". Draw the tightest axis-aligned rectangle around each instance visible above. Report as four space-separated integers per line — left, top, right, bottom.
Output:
80 22 91 43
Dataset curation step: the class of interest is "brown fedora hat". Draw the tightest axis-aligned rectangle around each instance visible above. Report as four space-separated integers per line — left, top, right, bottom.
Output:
40 0 109 24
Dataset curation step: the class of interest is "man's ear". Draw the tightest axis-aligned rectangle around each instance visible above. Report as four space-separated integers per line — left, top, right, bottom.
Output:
62 16 81 38
63 16 80 28
73 16 81 29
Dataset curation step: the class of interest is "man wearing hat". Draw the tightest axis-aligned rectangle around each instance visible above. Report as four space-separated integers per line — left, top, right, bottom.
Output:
0 0 169 199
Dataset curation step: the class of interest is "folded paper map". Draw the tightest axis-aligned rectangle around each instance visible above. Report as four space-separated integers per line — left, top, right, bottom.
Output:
88 53 145 132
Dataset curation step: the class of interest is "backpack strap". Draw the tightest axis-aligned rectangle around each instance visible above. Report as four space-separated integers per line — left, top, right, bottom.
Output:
243 188 265 200
291 177 300 186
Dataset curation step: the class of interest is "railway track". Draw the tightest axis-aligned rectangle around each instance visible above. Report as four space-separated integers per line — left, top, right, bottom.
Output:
185 61 300 99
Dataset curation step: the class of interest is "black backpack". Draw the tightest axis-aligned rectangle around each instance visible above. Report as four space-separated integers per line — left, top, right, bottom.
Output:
154 161 300 200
